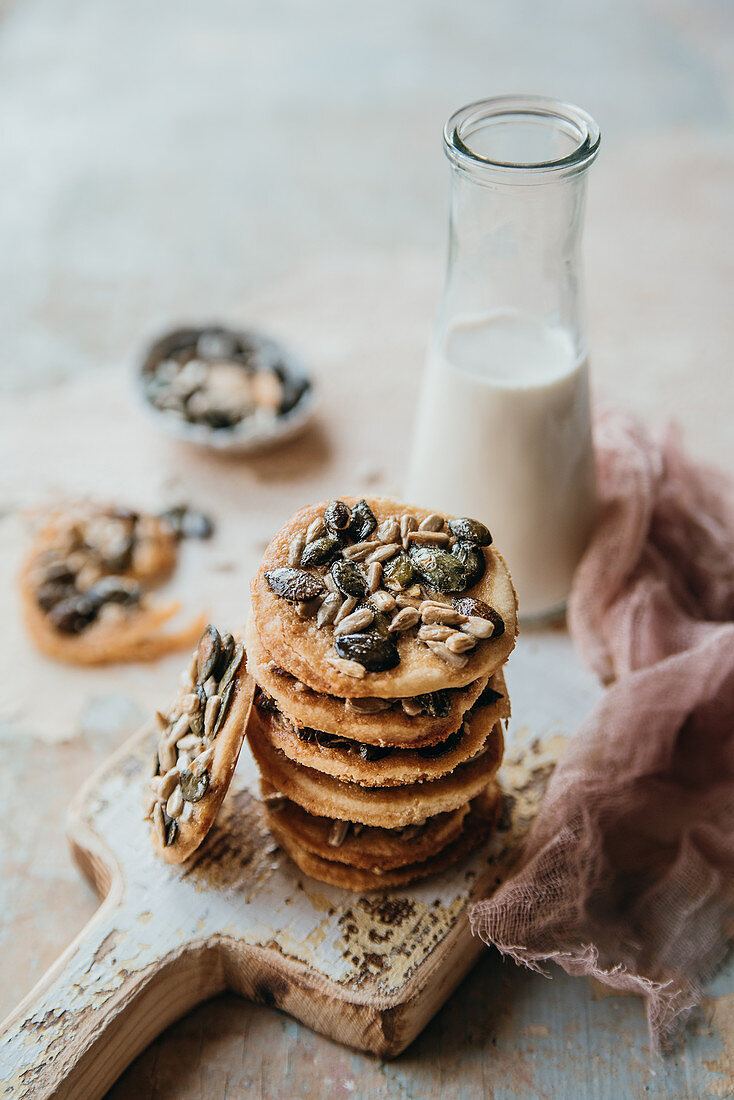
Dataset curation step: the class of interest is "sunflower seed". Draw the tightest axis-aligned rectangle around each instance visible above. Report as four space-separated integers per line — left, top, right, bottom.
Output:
263 792 287 810
407 530 450 547
202 676 218 697
190 745 215 776
376 517 400 543
326 656 366 678
176 751 193 771
461 615 497 639
153 802 166 847
288 532 306 567
400 514 418 548
420 603 468 626
342 540 379 562
328 820 349 847
401 697 423 716
347 697 392 714
204 694 220 737
367 561 383 593
317 592 342 627
166 786 184 819
445 631 477 654
333 595 358 624
334 607 374 636
155 710 169 732
388 607 420 632
158 768 181 800
323 572 339 595
371 589 396 613
181 801 194 822
179 692 201 714
418 623 453 642
419 513 445 532
426 640 469 668
158 738 177 772
395 593 422 609
306 517 325 543
366 542 401 565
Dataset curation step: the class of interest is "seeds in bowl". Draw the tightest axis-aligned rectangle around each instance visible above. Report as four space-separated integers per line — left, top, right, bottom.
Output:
140 325 311 434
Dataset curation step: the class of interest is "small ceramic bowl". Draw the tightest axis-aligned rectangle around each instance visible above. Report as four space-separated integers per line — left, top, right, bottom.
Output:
135 324 318 454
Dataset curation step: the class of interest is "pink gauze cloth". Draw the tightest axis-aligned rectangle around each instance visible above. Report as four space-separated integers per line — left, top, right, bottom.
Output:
470 408 734 1048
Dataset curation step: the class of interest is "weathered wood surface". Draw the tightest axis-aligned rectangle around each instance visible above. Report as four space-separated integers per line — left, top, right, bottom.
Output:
0 632 592 1097
1 0 733 1095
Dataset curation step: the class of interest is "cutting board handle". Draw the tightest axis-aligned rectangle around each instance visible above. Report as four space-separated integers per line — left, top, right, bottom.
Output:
0 841 225 1099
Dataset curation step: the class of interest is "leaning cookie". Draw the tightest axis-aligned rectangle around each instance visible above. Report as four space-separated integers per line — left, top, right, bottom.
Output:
268 785 501 891
250 497 518 698
247 704 504 828
253 677 509 787
146 625 254 864
247 624 491 747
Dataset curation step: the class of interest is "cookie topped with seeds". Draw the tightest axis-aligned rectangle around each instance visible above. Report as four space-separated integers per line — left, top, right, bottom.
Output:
146 624 255 864
250 497 518 698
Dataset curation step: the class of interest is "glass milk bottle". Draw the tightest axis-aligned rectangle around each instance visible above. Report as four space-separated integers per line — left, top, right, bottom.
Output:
407 96 601 621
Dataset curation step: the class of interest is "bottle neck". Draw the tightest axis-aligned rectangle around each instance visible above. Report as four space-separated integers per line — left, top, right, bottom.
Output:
439 166 590 356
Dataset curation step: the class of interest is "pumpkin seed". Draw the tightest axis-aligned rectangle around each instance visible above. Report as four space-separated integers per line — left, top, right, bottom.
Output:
217 631 235 677
358 743 390 762
370 609 391 638
197 624 221 684
265 567 325 602
324 499 350 536
417 728 463 759
348 499 377 542
163 809 178 846
334 632 399 671
448 517 492 546
414 690 451 718
180 767 209 803
36 580 75 612
453 597 505 638
297 598 321 619
382 550 414 591
409 546 467 593
452 541 487 587
48 594 96 634
300 535 340 568
331 558 368 599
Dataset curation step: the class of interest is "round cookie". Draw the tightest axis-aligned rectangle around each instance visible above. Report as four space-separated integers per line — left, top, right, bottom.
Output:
246 704 504 828
250 497 518 698
268 785 501 891
262 786 472 869
252 683 509 787
248 623 493 747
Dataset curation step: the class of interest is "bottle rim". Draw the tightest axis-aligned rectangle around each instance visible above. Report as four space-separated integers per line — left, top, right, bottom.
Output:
444 95 601 184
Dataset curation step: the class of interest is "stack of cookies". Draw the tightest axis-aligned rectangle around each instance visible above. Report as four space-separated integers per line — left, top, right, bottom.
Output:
246 497 518 891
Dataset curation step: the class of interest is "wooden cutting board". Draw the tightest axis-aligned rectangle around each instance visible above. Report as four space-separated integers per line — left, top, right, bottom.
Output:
0 631 601 1100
